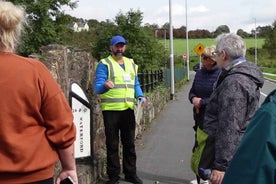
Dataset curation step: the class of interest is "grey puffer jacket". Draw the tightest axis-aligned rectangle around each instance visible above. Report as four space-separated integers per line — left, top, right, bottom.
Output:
203 60 264 171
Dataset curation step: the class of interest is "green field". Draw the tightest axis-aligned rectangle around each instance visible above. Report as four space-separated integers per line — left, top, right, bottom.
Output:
159 38 276 80
262 67 276 74
160 38 265 57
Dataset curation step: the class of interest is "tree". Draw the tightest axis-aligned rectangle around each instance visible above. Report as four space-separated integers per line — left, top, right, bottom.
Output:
92 9 167 71
256 25 272 38
90 21 118 59
263 21 276 58
144 23 159 30
11 0 77 56
188 29 212 38
237 29 250 38
161 23 170 31
179 26 186 31
213 25 230 37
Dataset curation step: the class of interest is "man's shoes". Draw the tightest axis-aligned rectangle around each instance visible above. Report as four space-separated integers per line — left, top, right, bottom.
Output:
189 179 209 184
189 179 197 184
106 176 120 184
125 175 143 184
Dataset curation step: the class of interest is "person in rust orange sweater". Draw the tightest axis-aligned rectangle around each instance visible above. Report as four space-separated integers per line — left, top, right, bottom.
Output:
0 1 78 184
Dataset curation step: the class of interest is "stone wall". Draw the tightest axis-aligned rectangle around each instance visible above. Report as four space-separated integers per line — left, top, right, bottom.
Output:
37 44 171 183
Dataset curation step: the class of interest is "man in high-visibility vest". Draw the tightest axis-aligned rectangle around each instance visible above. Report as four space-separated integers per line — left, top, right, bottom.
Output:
94 35 146 184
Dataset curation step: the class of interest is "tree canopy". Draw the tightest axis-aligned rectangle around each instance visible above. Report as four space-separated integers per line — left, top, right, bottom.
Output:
263 21 276 58
9 1 276 66
11 0 77 56
92 10 167 71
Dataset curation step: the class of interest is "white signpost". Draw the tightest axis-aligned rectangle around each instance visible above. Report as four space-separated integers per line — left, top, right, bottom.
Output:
70 81 91 158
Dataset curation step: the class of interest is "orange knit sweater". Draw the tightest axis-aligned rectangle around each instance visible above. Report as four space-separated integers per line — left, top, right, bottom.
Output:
0 53 76 183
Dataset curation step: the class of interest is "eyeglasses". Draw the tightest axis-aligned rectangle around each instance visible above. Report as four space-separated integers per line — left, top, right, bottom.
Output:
212 50 221 57
202 55 211 60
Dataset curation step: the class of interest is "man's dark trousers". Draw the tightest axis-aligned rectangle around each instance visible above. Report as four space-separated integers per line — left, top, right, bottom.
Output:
103 108 137 179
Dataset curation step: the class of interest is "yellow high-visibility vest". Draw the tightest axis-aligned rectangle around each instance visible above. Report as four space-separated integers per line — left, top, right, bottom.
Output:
100 56 137 111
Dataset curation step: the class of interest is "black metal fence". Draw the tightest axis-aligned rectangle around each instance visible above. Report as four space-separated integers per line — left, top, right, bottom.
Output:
138 70 164 93
138 68 187 93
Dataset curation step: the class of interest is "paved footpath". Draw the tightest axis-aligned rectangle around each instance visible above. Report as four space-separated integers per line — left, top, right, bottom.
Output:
101 73 274 184
123 75 196 184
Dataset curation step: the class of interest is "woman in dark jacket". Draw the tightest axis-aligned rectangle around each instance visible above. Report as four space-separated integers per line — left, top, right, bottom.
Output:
188 45 220 184
189 45 220 132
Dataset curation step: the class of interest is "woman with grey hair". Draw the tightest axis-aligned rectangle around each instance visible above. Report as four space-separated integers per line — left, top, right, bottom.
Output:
0 1 78 184
202 33 264 184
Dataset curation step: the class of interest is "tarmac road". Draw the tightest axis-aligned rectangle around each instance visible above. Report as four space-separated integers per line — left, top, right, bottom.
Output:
130 72 276 184
132 74 196 184
99 73 196 184
100 71 275 184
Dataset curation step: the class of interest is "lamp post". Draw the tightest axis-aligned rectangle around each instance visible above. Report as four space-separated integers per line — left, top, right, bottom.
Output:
185 0 190 81
164 29 167 50
169 0 175 100
254 18 257 65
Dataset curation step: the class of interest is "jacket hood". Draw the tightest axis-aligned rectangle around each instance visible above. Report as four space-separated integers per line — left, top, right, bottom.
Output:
228 61 264 88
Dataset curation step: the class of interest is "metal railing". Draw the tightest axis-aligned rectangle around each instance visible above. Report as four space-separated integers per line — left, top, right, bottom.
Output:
138 70 164 93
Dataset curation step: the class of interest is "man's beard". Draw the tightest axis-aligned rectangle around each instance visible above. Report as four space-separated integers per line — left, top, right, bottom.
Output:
114 51 123 58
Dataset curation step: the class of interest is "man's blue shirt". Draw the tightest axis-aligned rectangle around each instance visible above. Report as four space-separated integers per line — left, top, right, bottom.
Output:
94 62 144 98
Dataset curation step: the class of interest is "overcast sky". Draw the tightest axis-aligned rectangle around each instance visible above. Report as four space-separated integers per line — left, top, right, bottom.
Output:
64 0 276 33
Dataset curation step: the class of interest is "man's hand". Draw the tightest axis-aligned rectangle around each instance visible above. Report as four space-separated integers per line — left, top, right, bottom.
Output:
138 96 147 107
210 169 225 184
104 80 114 89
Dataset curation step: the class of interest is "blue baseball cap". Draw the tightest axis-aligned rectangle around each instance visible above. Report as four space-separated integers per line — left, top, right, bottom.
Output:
110 35 126 46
